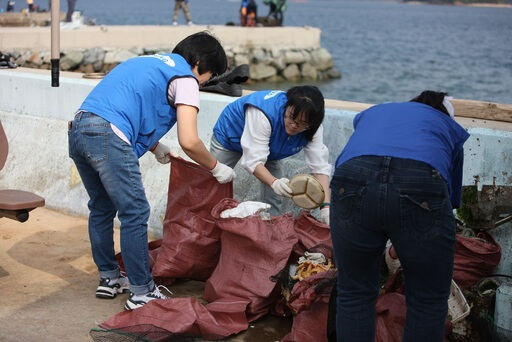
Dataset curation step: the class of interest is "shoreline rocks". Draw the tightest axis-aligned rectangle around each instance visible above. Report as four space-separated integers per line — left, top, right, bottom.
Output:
4 45 342 82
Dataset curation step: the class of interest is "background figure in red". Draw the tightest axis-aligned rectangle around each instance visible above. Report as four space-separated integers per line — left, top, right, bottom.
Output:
240 0 257 27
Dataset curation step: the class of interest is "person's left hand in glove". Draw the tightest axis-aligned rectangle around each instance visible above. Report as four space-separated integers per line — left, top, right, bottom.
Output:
151 142 172 164
319 204 330 225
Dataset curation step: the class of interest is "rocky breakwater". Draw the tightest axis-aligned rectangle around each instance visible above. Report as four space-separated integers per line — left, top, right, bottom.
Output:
4 45 341 82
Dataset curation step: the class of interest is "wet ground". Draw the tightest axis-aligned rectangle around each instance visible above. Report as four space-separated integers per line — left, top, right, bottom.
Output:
0 208 291 341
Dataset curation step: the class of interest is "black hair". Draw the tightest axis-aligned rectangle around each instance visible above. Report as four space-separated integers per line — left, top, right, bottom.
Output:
172 31 227 77
410 90 450 115
285 85 325 141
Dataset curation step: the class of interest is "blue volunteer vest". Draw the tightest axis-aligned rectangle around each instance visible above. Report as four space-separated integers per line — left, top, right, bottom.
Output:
80 53 196 157
213 90 309 160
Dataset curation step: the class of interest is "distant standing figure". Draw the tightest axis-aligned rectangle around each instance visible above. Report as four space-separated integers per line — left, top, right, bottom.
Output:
240 0 257 27
6 0 15 12
65 0 77 22
264 0 287 26
172 0 193 26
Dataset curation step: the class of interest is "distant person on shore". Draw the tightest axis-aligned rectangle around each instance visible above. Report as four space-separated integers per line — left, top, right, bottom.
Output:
6 0 15 12
46 0 77 22
330 91 468 341
240 0 257 27
210 86 331 221
68 32 234 311
172 0 193 26
263 0 287 26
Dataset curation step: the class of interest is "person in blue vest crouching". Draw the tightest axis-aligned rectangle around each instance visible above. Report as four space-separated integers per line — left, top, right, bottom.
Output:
330 90 469 341
211 86 331 222
68 32 235 311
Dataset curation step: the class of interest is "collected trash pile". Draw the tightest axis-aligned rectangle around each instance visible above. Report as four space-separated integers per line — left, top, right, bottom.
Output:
90 157 508 341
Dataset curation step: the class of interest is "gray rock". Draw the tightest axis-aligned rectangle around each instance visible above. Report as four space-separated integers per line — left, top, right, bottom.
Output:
326 67 342 79
251 48 270 64
103 50 116 64
282 64 300 81
283 50 308 64
27 52 43 66
112 50 138 63
60 50 84 70
301 62 318 80
83 47 105 66
310 48 333 71
270 55 286 71
250 63 277 80
234 54 250 66
129 46 145 56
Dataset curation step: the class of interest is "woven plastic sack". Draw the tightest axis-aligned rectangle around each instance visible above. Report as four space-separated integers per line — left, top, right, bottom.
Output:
152 156 233 280
204 198 298 321
293 211 332 259
453 232 501 289
98 297 249 341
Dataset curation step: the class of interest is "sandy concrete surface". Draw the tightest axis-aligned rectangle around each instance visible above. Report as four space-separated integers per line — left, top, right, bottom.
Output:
0 208 291 341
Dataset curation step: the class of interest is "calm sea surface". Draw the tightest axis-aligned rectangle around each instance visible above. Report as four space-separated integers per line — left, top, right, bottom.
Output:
19 0 512 104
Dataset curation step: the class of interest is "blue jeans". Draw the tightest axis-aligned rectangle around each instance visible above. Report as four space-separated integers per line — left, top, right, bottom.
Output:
68 111 155 295
330 156 455 342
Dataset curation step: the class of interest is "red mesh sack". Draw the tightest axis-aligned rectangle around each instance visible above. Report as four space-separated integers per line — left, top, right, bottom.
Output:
293 211 332 259
99 297 249 340
204 198 298 321
453 232 501 289
282 270 336 342
152 156 233 280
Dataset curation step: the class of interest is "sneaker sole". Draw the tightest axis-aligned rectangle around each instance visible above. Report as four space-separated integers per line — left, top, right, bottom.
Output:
124 300 144 310
96 285 130 299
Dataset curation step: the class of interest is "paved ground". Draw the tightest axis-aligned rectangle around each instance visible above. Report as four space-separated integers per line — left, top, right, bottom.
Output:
0 208 291 342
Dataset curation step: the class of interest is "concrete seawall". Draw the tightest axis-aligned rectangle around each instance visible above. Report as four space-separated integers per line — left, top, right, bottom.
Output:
0 25 341 82
0 68 511 274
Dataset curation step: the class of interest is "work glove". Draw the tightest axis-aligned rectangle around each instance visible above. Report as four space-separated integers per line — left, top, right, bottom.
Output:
271 178 292 197
210 160 236 184
319 206 330 225
151 142 172 164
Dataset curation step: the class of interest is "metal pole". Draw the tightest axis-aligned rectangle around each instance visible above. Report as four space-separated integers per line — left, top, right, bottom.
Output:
50 0 60 87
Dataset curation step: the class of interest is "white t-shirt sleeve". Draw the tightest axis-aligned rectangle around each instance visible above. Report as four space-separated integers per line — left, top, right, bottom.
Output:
240 106 272 174
167 77 200 111
303 124 332 175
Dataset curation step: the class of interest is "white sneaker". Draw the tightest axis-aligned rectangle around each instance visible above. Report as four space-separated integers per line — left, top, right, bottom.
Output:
124 285 171 310
172 21 178 26
96 275 130 299
187 21 193 26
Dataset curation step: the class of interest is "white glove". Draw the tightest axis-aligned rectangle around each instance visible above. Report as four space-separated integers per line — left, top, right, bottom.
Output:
210 160 236 184
151 142 171 164
319 206 330 225
220 201 271 218
271 178 292 197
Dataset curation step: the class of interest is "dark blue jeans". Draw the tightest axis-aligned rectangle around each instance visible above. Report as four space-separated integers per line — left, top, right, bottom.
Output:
330 156 455 342
68 111 155 295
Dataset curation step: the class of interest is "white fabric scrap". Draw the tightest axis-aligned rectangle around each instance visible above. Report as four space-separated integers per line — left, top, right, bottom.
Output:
298 251 326 265
220 201 271 219
443 96 455 119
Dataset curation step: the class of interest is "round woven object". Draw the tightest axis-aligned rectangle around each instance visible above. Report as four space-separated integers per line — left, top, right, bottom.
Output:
289 174 325 209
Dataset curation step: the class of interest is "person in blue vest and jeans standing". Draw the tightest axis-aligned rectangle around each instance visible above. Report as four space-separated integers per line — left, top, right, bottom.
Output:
211 86 331 222
68 32 235 311
330 90 469 341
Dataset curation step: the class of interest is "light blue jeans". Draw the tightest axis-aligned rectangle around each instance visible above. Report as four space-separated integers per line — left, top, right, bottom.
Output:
210 135 284 216
68 111 155 295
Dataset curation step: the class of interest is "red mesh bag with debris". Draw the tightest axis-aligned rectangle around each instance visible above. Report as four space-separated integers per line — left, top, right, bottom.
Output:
453 232 501 289
282 269 336 342
152 156 233 280
204 198 298 321
293 211 332 259
96 297 250 340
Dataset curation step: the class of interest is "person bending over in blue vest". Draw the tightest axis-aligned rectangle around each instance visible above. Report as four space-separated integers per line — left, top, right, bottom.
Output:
68 32 235 311
211 86 331 222
330 91 469 342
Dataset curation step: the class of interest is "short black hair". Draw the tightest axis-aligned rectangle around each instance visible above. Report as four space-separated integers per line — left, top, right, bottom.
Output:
410 90 450 115
172 31 227 77
285 85 325 140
